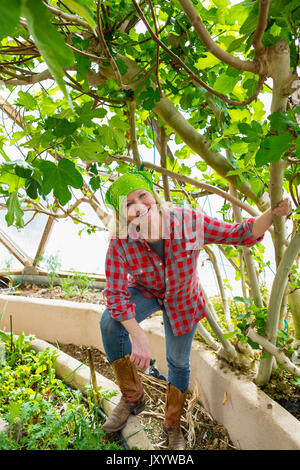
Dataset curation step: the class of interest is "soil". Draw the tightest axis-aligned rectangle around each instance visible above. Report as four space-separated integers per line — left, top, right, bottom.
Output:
3 283 300 448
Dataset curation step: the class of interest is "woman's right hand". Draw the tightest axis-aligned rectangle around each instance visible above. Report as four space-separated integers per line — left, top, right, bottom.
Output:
130 328 151 371
121 318 151 371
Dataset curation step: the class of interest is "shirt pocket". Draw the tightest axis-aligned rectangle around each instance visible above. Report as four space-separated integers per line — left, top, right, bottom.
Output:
172 250 195 267
128 266 155 286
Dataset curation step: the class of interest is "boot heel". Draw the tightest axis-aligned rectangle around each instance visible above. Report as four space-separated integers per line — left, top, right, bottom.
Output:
132 400 146 415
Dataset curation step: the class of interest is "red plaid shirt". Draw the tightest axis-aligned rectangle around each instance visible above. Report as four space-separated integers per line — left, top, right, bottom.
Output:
104 207 263 336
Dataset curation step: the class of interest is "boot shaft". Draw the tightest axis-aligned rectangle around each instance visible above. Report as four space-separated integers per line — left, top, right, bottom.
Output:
102 354 145 433
111 354 143 402
165 383 187 429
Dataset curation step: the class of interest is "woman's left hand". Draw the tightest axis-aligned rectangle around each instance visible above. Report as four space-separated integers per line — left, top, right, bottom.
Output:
272 198 292 217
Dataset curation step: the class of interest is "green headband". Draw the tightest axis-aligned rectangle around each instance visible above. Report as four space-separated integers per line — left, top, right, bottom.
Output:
105 171 154 213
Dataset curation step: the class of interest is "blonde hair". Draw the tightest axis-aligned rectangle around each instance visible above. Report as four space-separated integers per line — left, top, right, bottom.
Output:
107 190 173 239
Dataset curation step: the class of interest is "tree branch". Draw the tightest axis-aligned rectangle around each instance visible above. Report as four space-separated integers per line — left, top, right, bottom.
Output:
147 0 162 97
131 0 265 106
96 0 131 90
159 126 171 201
127 98 143 170
255 229 300 385
44 2 90 29
177 0 257 73
247 327 300 377
3 67 76 86
253 0 271 54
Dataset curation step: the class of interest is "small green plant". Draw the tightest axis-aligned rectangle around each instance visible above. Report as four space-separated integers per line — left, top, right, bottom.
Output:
221 296 268 348
3 258 15 290
59 275 77 298
45 254 61 289
72 271 94 296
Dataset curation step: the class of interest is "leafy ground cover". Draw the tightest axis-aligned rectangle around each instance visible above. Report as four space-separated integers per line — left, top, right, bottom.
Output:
0 329 124 450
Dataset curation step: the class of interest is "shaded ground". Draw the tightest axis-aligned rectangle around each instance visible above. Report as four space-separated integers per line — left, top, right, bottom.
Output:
3 283 300 447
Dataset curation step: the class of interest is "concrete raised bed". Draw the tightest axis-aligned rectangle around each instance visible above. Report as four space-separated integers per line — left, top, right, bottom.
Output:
1 294 300 450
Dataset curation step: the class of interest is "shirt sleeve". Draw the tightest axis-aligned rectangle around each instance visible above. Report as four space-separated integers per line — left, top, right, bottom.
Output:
203 215 264 247
103 238 136 322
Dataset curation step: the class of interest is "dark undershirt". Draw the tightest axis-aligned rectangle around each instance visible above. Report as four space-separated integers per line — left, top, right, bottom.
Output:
147 238 165 266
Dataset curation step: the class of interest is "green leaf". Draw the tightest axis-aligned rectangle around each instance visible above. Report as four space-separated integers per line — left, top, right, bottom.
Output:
59 158 83 189
89 175 101 192
115 57 128 76
39 158 83 205
70 136 106 161
0 165 26 192
240 5 258 36
227 36 246 53
25 178 45 200
214 73 239 94
296 135 300 157
255 133 293 167
195 53 220 69
268 112 299 131
22 0 75 105
76 102 107 127
75 53 91 80
233 296 251 305
223 330 238 340
5 192 24 228
63 0 96 29
45 117 79 137
0 0 21 39
15 91 37 110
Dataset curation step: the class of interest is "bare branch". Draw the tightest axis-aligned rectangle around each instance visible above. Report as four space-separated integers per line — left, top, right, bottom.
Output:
3 67 76 86
44 2 90 29
147 0 162 97
159 126 171 202
177 0 257 73
96 0 131 90
127 98 143 170
253 0 271 54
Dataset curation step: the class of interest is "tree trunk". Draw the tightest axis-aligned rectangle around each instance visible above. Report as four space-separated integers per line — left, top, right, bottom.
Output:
255 230 300 385
204 245 233 330
288 290 300 340
227 178 264 308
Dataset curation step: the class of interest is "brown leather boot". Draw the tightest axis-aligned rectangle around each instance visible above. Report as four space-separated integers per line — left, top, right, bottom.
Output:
102 354 146 433
164 383 188 450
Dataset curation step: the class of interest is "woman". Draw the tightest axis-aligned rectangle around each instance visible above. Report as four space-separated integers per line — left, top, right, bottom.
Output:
100 170 291 450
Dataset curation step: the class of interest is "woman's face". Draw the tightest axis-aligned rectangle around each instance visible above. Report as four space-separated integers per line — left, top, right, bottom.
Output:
122 189 158 227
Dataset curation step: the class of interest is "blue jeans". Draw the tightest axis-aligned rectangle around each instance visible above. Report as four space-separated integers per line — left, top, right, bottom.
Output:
100 287 198 392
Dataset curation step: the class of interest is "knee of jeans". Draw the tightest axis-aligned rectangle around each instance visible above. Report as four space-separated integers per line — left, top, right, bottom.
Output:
166 352 190 371
100 309 119 337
